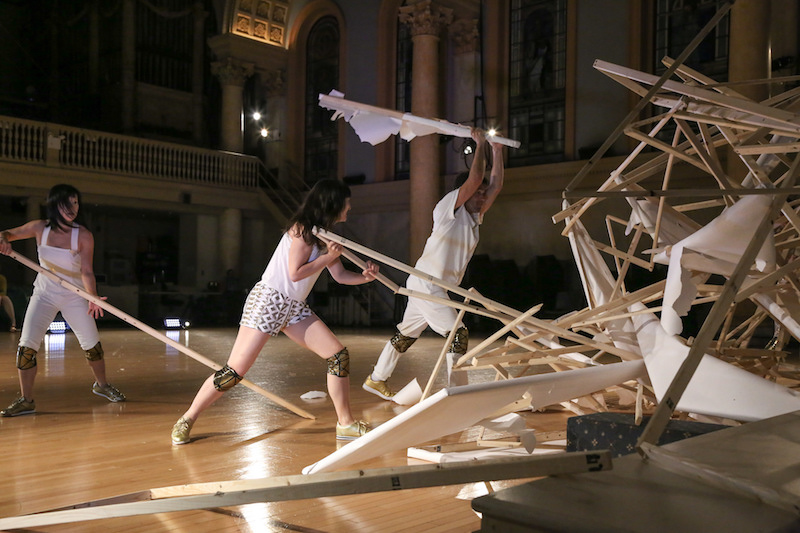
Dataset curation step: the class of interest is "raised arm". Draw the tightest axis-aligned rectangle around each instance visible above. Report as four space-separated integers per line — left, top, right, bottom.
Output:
480 140 505 215
455 128 487 210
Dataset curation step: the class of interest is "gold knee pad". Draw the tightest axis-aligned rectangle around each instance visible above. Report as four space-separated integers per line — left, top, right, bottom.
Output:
390 331 417 353
449 326 469 355
326 348 350 377
213 364 243 391
85 342 104 361
16 346 37 370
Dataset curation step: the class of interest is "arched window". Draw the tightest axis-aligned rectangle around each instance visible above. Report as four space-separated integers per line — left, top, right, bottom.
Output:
304 16 340 184
508 0 567 167
394 19 412 180
654 0 729 81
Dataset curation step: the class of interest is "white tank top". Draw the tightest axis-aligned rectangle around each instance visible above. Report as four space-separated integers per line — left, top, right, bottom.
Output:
37 225 83 289
261 232 323 301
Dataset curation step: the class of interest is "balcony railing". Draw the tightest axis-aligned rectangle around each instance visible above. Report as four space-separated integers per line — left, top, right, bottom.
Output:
0 114 259 190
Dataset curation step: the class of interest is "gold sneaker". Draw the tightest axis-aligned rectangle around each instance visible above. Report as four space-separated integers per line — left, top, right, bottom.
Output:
1 396 35 417
363 376 395 400
336 420 371 440
171 416 195 445
92 382 126 402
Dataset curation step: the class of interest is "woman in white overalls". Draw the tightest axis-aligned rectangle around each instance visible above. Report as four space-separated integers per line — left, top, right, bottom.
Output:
0 184 125 417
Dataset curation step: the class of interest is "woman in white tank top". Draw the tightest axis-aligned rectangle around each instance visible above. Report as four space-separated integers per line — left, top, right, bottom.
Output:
0 184 126 417
171 179 380 445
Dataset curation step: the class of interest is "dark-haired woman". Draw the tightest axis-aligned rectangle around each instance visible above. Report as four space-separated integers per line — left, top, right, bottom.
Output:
171 178 378 445
0 184 126 417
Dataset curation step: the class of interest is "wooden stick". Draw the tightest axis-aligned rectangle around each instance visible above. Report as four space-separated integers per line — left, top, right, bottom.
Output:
454 304 541 367
421 296 469 401
317 228 526 321
4 250 316 420
0 452 613 529
735 257 800 303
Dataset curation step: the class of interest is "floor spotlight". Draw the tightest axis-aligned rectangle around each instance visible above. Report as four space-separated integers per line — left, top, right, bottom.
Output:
47 319 70 333
163 317 190 329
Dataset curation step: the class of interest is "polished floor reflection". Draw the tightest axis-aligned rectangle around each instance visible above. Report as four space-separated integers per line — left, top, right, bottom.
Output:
0 327 571 532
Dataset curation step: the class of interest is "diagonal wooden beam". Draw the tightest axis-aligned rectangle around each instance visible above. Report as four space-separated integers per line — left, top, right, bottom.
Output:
0 452 612 529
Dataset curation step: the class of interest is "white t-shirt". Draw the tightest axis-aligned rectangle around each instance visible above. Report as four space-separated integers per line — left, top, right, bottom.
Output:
408 189 481 291
261 232 323 301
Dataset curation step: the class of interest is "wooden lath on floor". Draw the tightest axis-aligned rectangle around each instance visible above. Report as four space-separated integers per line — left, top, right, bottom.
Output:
0 452 611 529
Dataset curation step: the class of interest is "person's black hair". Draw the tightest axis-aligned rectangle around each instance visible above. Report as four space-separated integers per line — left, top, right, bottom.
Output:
45 184 85 232
286 179 351 246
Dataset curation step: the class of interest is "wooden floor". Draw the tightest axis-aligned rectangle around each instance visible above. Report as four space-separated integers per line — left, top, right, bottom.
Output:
0 326 572 532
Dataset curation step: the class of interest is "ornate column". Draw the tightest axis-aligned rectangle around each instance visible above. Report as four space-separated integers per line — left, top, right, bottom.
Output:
211 57 255 153
219 208 242 278
449 18 480 174
399 0 453 262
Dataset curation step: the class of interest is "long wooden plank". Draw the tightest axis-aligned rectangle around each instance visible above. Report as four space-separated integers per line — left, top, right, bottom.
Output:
318 93 521 148
4 250 316 420
594 60 800 132
0 452 612 529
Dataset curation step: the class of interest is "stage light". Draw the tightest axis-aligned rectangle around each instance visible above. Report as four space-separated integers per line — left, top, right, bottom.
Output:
163 317 182 329
47 319 70 333
163 317 191 329
252 111 261 121
463 144 473 155
487 128 497 137
260 127 269 138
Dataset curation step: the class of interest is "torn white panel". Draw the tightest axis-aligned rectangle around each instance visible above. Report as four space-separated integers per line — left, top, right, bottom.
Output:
631 305 800 421
348 113 403 145
303 360 645 474
318 92 521 148
563 203 643 360
656 195 776 335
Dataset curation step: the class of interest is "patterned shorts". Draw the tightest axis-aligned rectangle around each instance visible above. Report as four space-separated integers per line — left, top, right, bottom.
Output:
239 282 313 335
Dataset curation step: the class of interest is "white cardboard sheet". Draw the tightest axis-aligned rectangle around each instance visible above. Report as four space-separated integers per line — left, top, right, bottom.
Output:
303 360 645 474
654 195 776 335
